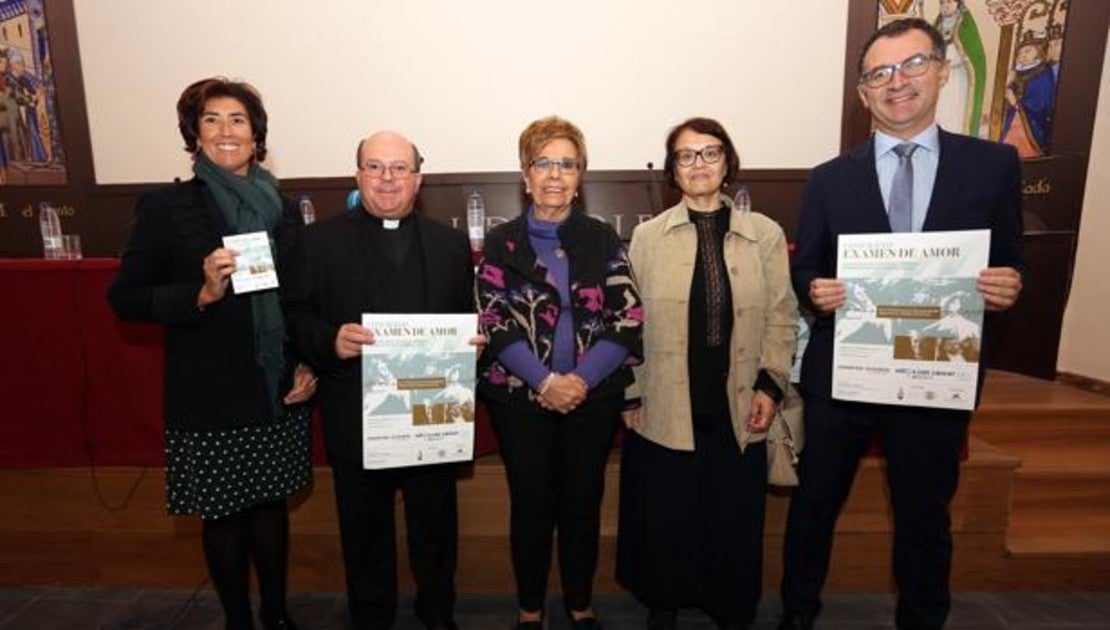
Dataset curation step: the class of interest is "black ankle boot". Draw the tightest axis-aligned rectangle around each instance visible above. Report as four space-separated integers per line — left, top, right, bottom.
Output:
647 608 677 630
777 611 814 630
568 615 601 629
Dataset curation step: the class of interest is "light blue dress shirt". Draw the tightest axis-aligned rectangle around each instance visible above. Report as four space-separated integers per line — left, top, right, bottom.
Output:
874 125 940 233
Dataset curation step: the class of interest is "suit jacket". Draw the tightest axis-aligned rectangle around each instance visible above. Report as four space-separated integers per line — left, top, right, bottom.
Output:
284 209 474 466
108 178 304 432
791 129 1024 404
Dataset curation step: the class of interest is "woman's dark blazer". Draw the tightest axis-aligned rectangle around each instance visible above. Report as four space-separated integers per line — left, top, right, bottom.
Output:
108 178 303 432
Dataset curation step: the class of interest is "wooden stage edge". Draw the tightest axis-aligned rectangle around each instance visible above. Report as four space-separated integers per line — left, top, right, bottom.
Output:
1057 370 1110 397
2 371 1109 592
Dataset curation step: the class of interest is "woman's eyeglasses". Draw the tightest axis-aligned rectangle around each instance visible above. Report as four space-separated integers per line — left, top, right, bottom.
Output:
674 145 724 167
529 157 581 174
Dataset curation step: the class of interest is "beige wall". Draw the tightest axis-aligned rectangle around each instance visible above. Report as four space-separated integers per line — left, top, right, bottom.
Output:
1058 36 1110 382
73 0 848 182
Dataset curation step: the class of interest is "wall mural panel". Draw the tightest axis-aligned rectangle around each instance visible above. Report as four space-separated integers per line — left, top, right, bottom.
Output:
880 0 1069 158
0 0 66 186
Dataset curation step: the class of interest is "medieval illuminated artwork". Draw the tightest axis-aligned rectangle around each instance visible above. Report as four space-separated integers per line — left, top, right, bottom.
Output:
876 0 1069 159
0 0 65 185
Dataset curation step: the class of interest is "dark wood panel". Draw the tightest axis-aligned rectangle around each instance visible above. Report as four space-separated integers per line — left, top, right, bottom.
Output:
983 232 1076 379
68 168 809 258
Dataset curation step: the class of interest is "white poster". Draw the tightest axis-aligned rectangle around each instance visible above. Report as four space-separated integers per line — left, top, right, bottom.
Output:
361 313 478 469
833 230 990 410
223 231 278 294
791 310 815 384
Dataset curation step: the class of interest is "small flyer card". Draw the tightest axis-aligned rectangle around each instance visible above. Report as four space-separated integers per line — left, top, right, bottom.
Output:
223 231 278 294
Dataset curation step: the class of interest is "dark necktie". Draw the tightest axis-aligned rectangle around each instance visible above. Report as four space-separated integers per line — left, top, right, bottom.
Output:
889 142 918 233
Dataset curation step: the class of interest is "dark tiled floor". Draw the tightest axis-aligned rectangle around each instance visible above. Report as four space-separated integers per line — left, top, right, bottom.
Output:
1 587 1109 629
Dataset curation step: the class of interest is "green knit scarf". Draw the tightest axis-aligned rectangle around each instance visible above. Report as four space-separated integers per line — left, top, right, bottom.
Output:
193 153 286 412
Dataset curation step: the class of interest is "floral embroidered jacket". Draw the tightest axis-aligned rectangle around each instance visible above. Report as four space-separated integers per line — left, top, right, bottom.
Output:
477 207 644 408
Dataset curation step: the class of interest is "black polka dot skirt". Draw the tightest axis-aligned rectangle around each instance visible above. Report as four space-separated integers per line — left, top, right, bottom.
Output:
165 406 312 519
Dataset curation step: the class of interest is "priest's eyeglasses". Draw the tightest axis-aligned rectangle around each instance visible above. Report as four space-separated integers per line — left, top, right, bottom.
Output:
361 161 415 179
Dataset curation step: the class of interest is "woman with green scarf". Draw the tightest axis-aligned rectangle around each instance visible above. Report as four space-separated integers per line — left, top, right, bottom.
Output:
109 77 314 630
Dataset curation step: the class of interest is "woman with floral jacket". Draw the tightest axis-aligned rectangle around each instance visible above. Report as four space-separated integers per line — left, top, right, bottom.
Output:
476 116 643 630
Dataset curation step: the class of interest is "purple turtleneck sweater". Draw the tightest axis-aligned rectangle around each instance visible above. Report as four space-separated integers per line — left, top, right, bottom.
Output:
496 209 629 391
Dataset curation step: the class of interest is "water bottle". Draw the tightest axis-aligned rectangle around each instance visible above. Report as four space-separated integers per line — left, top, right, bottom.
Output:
466 190 485 253
298 195 316 225
346 189 361 211
39 202 63 259
733 185 751 214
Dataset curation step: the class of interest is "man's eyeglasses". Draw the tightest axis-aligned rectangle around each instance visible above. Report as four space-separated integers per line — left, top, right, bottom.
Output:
859 52 942 89
529 157 581 174
361 161 415 179
674 145 724 167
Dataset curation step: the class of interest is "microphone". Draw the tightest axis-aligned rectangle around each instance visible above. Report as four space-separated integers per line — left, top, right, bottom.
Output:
645 161 662 214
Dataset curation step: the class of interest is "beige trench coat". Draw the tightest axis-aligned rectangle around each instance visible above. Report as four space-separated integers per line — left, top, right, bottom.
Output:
625 198 798 452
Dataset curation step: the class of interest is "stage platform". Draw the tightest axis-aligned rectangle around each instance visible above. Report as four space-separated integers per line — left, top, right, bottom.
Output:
2 371 1108 593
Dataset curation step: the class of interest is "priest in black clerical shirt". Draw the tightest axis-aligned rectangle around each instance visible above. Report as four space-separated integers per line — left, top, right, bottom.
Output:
284 130 475 630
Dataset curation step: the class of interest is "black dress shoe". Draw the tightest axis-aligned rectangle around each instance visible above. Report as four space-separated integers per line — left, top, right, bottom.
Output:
514 620 543 630
568 616 601 629
777 612 814 630
647 608 678 630
260 611 299 630
425 621 459 630
709 614 749 630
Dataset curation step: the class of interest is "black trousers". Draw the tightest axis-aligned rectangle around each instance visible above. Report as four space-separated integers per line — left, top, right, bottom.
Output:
488 394 622 613
780 394 969 630
331 459 458 630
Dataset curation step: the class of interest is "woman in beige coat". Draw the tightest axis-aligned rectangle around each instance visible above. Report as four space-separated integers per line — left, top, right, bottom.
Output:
616 117 797 630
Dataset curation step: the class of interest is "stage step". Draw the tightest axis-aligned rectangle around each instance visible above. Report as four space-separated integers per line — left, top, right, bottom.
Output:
4 371 1109 592
1007 508 1110 557
974 370 1110 559
0 437 1027 593
1007 467 1110 557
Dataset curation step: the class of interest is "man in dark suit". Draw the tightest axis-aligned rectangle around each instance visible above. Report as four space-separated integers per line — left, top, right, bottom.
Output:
779 18 1024 630
284 130 474 630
